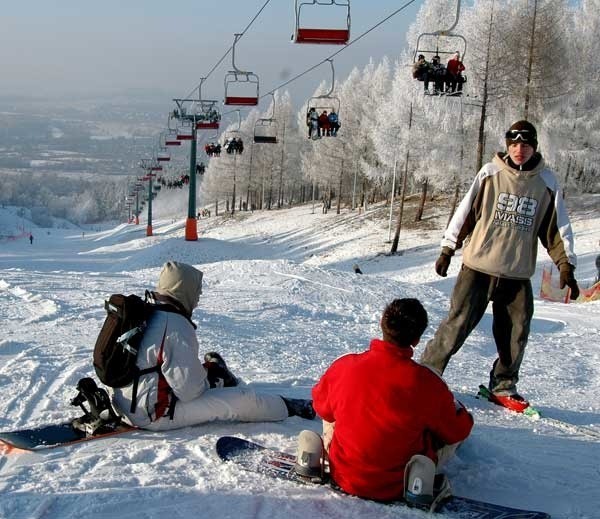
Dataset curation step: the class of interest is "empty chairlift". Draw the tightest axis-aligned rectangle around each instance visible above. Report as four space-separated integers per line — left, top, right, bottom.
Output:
224 34 259 106
164 128 182 147
253 93 278 143
293 0 350 45
156 135 171 162
254 119 278 144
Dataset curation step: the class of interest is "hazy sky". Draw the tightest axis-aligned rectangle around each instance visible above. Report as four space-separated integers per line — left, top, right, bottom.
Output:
1 0 424 108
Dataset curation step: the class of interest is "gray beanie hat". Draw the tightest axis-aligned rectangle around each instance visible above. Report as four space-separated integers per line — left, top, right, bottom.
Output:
156 261 203 316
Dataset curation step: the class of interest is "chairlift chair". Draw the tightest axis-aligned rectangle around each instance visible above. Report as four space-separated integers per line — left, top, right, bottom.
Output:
157 149 171 162
164 129 182 146
195 99 221 130
413 33 467 63
223 34 259 106
165 115 183 146
224 71 259 106
305 59 340 114
253 119 278 144
412 0 467 63
293 0 350 45
176 120 195 141
307 95 341 116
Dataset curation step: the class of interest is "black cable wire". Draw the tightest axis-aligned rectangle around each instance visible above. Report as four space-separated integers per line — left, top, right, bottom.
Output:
182 0 273 101
261 0 420 98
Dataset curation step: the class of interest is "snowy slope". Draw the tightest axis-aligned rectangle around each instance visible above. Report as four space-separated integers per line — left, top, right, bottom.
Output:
0 197 598 519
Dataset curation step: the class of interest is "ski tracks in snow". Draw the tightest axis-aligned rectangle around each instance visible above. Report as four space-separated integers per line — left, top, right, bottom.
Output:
0 277 59 325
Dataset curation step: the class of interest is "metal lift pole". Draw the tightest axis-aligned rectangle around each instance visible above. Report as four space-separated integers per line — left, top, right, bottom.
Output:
146 172 153 237
185 124 198 241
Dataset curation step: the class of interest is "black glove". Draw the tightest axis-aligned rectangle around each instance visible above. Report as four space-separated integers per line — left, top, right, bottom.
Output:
559 263 580 300
435 247 454 277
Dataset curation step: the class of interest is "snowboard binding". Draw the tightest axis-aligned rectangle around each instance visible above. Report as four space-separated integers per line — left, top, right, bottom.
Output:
70 377 122 436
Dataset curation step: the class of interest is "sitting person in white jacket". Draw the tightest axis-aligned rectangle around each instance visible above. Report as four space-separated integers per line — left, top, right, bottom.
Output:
111 261 314 430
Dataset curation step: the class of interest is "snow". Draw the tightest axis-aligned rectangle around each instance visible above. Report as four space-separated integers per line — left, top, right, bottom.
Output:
0 197 599 519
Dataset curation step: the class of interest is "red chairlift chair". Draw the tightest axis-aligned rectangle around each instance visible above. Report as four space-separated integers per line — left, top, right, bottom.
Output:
223 34 259 106
293 0 350 45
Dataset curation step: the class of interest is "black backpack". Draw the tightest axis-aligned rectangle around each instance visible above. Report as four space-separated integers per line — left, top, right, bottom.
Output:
93 292 191 415
93 293 152 388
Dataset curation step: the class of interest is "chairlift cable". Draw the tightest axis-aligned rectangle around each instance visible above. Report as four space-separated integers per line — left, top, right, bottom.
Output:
262 0 419 98
182 0 274 100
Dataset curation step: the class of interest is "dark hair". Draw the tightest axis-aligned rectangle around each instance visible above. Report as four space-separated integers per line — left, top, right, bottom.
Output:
381 298 428 347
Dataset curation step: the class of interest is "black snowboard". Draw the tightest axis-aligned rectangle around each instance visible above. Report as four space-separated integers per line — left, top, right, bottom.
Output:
0 421 135 453
216 436 551 519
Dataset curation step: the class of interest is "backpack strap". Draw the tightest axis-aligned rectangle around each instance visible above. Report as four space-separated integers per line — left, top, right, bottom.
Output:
128 291 192 417
153 326 178 421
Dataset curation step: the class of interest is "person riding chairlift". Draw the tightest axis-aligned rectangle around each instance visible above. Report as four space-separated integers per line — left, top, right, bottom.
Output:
307 107 319 139
446 52 466 95
429 56 447 95
412 54 431 94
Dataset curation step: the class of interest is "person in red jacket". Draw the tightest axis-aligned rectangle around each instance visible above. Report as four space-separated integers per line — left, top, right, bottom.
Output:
446 51 466 95
309 298 473 506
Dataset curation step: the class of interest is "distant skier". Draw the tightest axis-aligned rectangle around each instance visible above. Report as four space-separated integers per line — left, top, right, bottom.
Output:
420 120 579 412
29 233 33 245
303 298 473 507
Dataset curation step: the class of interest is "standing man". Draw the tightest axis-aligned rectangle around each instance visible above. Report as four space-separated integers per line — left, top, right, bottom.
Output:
420 120 579 411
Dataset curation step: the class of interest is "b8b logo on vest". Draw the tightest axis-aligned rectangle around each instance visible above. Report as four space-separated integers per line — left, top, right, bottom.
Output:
494 193 537 229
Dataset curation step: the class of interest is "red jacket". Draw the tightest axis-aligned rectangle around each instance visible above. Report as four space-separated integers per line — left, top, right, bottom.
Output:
312 339 473 501
446 58 465 76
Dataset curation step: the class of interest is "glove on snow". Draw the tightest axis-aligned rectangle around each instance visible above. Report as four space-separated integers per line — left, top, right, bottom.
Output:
435 247 454 277
559 263 580 300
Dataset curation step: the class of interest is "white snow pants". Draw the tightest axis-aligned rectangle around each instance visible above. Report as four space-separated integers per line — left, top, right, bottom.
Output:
143 387 288 431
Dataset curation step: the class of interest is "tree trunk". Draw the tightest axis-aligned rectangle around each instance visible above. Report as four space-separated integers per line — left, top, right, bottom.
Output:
447 184 460 227
391 102 413 254
246 143 254 210
523 0 538 119
415 178 428 222
277 120 286 209
336 158 344 214
476 2 495 171
231 156 237 215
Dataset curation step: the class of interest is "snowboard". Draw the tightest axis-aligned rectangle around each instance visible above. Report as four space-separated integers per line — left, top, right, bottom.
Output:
216 436 551 519
0 421 136 453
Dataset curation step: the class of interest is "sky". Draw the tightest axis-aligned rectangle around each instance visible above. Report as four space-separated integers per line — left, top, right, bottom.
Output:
0 0 424 108
0 192 599 519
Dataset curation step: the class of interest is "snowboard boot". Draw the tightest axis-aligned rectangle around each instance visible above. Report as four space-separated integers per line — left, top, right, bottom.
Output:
203 352 239 388
294 430 325 481
71 377 121 435
281 397 316 420
404 454 435 510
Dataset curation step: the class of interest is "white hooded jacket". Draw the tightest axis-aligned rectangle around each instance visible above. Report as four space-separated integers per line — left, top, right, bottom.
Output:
110 261 287 430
